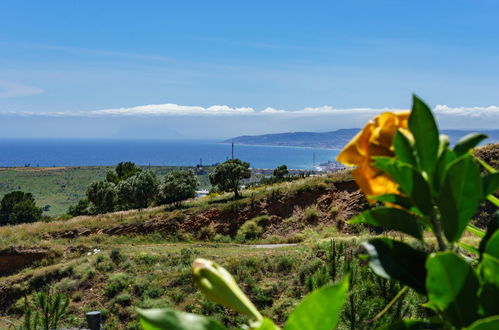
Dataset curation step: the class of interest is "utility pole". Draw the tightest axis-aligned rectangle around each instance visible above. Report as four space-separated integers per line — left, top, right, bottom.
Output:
231 142 234 159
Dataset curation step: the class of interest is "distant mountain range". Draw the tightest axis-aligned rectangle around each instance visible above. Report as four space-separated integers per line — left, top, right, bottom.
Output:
224 129 499 149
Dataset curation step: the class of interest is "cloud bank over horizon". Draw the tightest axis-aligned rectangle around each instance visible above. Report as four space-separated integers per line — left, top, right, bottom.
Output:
1 101 498 140
2 102 499 120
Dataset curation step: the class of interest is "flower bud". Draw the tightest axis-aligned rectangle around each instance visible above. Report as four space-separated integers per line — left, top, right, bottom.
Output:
192 258 262 324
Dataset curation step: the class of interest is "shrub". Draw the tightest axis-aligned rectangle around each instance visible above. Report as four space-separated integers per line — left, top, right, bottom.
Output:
114 292 133 306
303 207 319 223
236 220 263 241
104 273 130 298
110 248 124 265
276 256 294 272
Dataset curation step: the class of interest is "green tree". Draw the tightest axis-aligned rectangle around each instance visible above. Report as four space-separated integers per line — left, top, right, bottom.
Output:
67 198 91 217
106 161 142 184
159 169 198 206
117 171 159 209
86 181 117 214
273 164 289 182
0 191 42 225
209 159 251 198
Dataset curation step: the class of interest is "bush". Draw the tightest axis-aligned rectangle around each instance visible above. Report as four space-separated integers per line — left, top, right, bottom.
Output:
104 273 130 298
303 207 319 223
114 292 133 306
236 220 263 241
110 248 124 265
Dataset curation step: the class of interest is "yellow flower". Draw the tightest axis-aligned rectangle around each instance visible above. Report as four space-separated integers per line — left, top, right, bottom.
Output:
337 111 411 199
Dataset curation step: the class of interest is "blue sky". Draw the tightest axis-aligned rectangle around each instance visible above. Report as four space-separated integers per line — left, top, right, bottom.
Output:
1 1 499 139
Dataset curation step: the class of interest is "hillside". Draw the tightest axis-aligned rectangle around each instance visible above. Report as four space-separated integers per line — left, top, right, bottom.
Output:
225 129 499 149
0 145 496 329
0 172 386 329
0 166 217 216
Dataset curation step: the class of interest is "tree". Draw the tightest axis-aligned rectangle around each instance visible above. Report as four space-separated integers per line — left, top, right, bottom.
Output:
0 191 42 225
86 181 117 214
67 198 91 217
273 164 289 182
159 169 198 206
209 159 251 198
117 171 159 209
106 161 142 184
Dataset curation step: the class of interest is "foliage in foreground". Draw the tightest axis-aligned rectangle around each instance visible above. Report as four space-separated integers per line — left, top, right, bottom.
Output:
136 95 499 329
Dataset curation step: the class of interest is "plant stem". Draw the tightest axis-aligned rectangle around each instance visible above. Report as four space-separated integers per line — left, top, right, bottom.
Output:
430 212 447 251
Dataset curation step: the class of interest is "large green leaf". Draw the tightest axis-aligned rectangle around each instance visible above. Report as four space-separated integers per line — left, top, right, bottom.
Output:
478 254 499 317
425 252 480 328
379 320 441 330
479 211 499 257
434 148 457 192
409 95 439 176
285 276 348 330
483 173 499 197
351 207 423 240
362 238 427 294
137 308 226 330
373 157 432 216
466 316 499 330
437 155 483 242
393 130 417 167
454 133 488 157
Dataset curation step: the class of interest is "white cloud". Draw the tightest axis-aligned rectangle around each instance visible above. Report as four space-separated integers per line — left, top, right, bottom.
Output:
0 80 43 98
434 104 499 118
91 104 255 116
2 103 499 123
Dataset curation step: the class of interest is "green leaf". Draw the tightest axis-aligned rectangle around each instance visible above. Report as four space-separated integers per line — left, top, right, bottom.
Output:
479 211 499 257
137 308 226 330
466 316 499 330
393 130 417 167
284 276 348 330
373 157 433 216
362 238 428 294
379 320 441 330
369 194 414 210
467 224 485 238
458 242 479 256
409 95 439 175
478 254 499 317
475 156 497 174
437 155 483 242
454 133 488 157
487 194 499 207
438 134 450 158
434 148 457 192
351 207 423 240
254 318 280 330
425 252 480 328
483 173 499 197
484 230 499 259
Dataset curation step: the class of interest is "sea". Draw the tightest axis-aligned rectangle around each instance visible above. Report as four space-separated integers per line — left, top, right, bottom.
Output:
0 139 340 170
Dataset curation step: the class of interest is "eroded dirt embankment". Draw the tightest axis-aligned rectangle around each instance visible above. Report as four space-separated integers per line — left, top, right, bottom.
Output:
0 247 52 276
44 179 367 240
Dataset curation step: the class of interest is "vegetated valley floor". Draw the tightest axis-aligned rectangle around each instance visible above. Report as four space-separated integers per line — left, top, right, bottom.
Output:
0 144 496 329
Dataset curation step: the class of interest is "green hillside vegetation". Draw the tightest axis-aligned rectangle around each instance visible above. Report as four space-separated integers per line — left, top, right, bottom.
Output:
0 165 217 216
0 144 496 329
